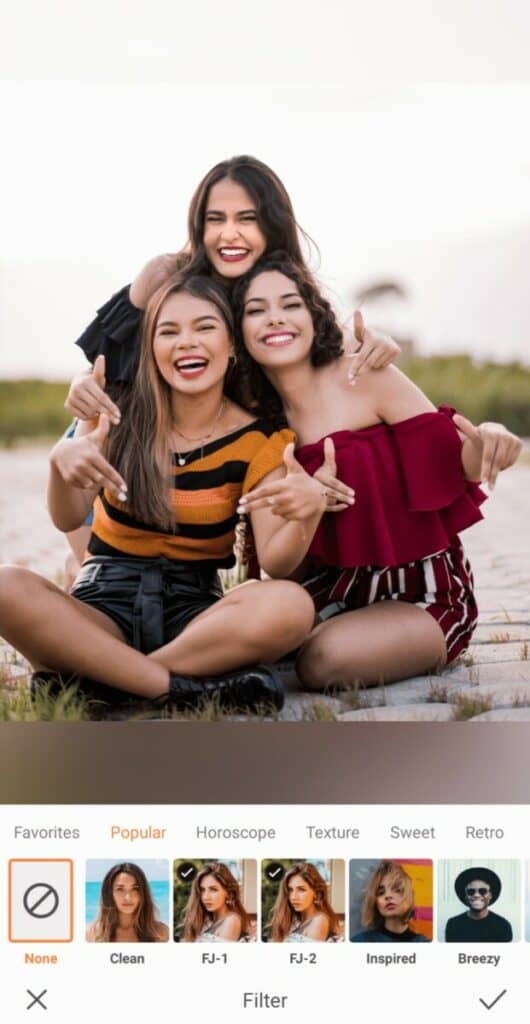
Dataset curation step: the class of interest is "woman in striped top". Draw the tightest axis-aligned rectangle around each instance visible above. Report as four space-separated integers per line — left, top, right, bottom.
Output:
63 156 400 580
0 274 333 714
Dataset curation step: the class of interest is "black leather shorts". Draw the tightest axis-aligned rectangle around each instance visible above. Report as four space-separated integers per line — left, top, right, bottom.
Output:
71 555 224 655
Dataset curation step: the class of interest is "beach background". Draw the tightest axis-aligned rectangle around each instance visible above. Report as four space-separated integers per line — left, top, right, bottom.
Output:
85 859 170 929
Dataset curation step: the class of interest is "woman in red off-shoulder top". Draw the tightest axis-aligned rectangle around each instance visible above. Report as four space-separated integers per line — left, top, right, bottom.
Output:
233 254 522 690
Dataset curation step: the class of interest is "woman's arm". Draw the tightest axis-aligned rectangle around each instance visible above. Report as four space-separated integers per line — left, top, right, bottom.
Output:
241 446 337 578
368 365 522 484
129 253 180 308
47 415 127 532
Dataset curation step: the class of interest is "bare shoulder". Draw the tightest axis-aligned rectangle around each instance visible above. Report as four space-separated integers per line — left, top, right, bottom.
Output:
362 364 436 423
306 912 330 939
155 922 170 942
218 912 242 940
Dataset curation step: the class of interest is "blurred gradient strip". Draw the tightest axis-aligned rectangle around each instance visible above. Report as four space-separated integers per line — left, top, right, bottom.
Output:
0 724 529 804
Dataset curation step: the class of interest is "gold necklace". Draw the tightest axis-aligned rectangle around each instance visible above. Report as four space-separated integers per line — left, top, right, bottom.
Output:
173 399 226 466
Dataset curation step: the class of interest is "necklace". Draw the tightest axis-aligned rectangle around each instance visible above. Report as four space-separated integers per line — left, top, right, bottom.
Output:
173 399 226 466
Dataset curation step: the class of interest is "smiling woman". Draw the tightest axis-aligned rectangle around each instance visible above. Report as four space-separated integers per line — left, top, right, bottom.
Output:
86 862 169 943
203 178 267 276
231 253 523 691
0 273 322 717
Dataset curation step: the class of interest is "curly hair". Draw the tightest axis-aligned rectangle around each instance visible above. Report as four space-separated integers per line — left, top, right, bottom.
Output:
231 252 344 425
269 862 340 943
181 863 251 942
360 861 416 930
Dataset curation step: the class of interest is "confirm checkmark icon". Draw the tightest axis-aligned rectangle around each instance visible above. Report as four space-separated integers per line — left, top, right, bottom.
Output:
479 990 507 1011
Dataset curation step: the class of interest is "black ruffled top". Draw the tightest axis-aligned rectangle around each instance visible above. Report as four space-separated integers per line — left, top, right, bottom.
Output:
75 285 142 384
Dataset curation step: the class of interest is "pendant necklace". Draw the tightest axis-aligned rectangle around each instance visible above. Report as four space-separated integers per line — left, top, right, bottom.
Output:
173 399 226 466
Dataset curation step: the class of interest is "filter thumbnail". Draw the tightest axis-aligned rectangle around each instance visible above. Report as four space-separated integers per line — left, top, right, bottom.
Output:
261 859 345 942
173 860 257 942
350 859 432 942
85 860 170 942
439 860 519 942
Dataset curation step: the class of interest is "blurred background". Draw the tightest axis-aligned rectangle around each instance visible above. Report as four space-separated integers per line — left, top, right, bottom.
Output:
1 2 530 443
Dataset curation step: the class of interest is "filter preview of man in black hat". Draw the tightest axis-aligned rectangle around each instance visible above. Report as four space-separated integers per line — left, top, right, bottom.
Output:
444 867 513 942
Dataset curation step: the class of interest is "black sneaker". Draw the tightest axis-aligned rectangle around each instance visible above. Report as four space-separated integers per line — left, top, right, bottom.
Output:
168 664 284 713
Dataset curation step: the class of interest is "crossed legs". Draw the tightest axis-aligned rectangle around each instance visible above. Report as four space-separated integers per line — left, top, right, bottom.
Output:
296 600 448 690
0 566 314 699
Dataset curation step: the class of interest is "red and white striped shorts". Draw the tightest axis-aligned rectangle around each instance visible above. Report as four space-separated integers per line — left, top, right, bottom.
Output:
301 539 477 664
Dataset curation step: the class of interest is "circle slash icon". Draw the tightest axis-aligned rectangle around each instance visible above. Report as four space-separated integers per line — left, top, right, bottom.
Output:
23 882 60 919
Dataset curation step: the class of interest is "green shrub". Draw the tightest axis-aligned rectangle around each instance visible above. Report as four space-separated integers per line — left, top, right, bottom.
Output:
401 355 530 434
0 380 71 446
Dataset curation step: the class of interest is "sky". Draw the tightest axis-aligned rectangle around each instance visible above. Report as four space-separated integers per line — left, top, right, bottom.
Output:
1 1 530 377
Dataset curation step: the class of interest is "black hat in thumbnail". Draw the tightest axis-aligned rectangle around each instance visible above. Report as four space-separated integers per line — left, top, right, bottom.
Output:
454 867 501 906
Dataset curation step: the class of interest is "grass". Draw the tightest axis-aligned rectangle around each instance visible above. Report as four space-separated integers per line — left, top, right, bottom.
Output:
335 678 396 712
0 678 90 722
301 701 337 722
452 693 493 721
426 680 450 703
0 657 283 722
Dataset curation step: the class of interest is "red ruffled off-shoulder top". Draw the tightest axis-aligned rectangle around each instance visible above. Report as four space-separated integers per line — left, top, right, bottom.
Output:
295 406 486 568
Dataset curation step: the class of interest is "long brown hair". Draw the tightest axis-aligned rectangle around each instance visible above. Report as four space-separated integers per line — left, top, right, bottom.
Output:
90 862 165 942
182 863 251 942
361 861 415 929
165 155 316 280
106 274 237 529
269 862 340 942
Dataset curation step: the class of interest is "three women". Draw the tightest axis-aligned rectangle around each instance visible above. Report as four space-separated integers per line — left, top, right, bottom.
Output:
1 154 522 706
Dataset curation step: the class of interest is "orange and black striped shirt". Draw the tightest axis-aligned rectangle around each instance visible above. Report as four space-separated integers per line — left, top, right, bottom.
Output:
88 419 294 568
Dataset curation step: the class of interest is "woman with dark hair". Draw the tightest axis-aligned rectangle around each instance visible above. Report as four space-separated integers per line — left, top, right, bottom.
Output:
0 274 320 713
351 861 428 942
268 863 341 942
62 157 398 588
181 863 253 942
65 155 398 448
86 862 169 942
233 253 522 688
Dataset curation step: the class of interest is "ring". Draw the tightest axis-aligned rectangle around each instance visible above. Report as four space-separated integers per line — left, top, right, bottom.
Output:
267 496 276 506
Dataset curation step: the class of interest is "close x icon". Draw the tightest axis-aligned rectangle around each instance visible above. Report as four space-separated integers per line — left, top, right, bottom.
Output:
26 988 47 1011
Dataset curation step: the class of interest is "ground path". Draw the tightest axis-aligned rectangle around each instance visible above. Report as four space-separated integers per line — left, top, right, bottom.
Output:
1 445 529 721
